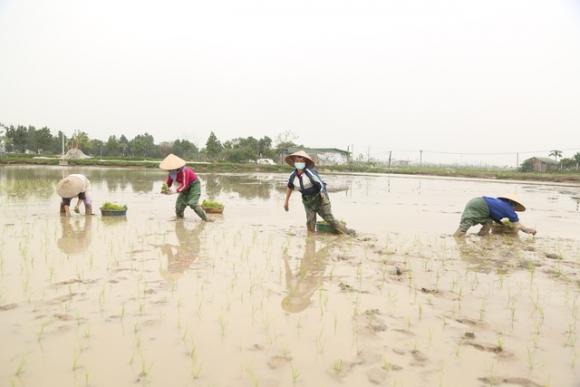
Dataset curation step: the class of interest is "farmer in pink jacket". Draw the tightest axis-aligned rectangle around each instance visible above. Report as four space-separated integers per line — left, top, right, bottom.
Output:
160 154 209 221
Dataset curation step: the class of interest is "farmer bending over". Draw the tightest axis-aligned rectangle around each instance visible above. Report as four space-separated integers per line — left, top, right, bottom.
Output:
160 154 210 221
56 174 93 216
454 194 536 238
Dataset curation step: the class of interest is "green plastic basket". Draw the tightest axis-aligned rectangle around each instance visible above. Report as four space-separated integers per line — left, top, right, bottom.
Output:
316 221 345 233
100 208 127 217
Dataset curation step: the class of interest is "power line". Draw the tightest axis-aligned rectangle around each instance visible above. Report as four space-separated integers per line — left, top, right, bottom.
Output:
369 148 580 156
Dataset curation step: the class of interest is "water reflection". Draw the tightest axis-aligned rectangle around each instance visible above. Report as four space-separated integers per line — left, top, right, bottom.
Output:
204 174 276 200
0 167 352 201
57 216 93 255
281 236 333 313
455 234 527 275
159 220 205 283
0 167 55 200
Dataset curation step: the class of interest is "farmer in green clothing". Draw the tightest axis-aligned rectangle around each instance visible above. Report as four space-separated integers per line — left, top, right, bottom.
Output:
454 194 537 238
283 150 353 235
160 154 210 221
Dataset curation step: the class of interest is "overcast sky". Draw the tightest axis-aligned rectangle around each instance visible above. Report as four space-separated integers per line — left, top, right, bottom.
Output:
1 0 579 165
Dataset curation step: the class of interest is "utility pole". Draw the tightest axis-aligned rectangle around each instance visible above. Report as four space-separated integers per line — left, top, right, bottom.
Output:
419 150 423 167
367 147 370 163
516 152 519 169
388 151 392 169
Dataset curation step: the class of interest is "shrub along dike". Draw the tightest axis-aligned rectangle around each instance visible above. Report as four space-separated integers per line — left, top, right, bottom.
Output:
1 155 579 184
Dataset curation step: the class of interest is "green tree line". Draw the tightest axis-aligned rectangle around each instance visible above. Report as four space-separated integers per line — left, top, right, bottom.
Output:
0 123 299 163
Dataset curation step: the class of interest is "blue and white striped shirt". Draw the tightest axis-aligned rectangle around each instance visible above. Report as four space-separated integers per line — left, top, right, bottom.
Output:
287 168 326 197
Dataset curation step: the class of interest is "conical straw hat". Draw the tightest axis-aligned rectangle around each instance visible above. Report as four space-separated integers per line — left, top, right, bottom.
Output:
160 154 186 170
498 194 526 212
56 175 85 198
285 150 315 168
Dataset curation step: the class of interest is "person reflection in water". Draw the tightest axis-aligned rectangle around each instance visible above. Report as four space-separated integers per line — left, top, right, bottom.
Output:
281 236 333 313
57 216 93 255
160 220 205 283
455 232 526 275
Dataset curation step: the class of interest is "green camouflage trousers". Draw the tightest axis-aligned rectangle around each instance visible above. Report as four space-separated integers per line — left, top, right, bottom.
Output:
458 197 491 232
302 192 348 234
176 180 207 221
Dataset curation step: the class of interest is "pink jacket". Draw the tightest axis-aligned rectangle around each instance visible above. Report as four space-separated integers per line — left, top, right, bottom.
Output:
166 167 198 193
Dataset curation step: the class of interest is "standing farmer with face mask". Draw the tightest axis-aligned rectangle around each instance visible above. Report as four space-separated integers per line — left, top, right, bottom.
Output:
160 154 210 221
283 150 353 235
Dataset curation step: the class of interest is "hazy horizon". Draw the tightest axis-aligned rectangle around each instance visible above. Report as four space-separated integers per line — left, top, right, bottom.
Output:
1 0 579 165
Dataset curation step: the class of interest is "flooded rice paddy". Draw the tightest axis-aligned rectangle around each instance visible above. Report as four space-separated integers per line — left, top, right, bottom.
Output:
1 166 580 387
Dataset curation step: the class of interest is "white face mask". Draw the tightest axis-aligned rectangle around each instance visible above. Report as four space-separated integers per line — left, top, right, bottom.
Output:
169 170 178 180
294 162 306 170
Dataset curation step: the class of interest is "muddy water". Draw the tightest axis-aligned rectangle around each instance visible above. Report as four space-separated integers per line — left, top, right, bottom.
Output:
1 166 579 387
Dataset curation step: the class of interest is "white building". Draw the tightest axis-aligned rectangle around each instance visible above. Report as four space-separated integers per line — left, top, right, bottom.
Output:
281 147 351 166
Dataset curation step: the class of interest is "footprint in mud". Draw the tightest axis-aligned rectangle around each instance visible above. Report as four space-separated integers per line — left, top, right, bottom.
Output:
0 303 18 311
409 350 429 367
544 252 562 260
328 359 357 379
478 376 542 386
49 293 81 305
419 287 440 295
392 266 411 279
54 313 75 321
267 354 292 370
374 249 396 256
392 328 414 337
334 254 354 262
461 340 512 358
355 309 388 336
366 367 389 385
355 347 384 365
52 278 97 287
338 282 369 294
452 317 488 329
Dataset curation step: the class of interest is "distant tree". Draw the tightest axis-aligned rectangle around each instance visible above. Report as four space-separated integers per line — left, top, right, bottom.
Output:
31 127 54 154
549 150 563 162
51 131 67 154
119 135 130 157
130 133 155 159
205 132 223 160
172 139 199 159
574 152 580 170
89 139 105 157
158 141 173 157
0 124 7 153
560 157 576 170
520 158 534 172
6 125 28 152
258 136 273 158
104 135 121 157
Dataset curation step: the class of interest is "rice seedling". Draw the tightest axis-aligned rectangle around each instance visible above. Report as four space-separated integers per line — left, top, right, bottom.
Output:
291 364 301 385
331 359 344 376
84 369 91 387
496 334 504 352
316 328 326 354
72 348 82 371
